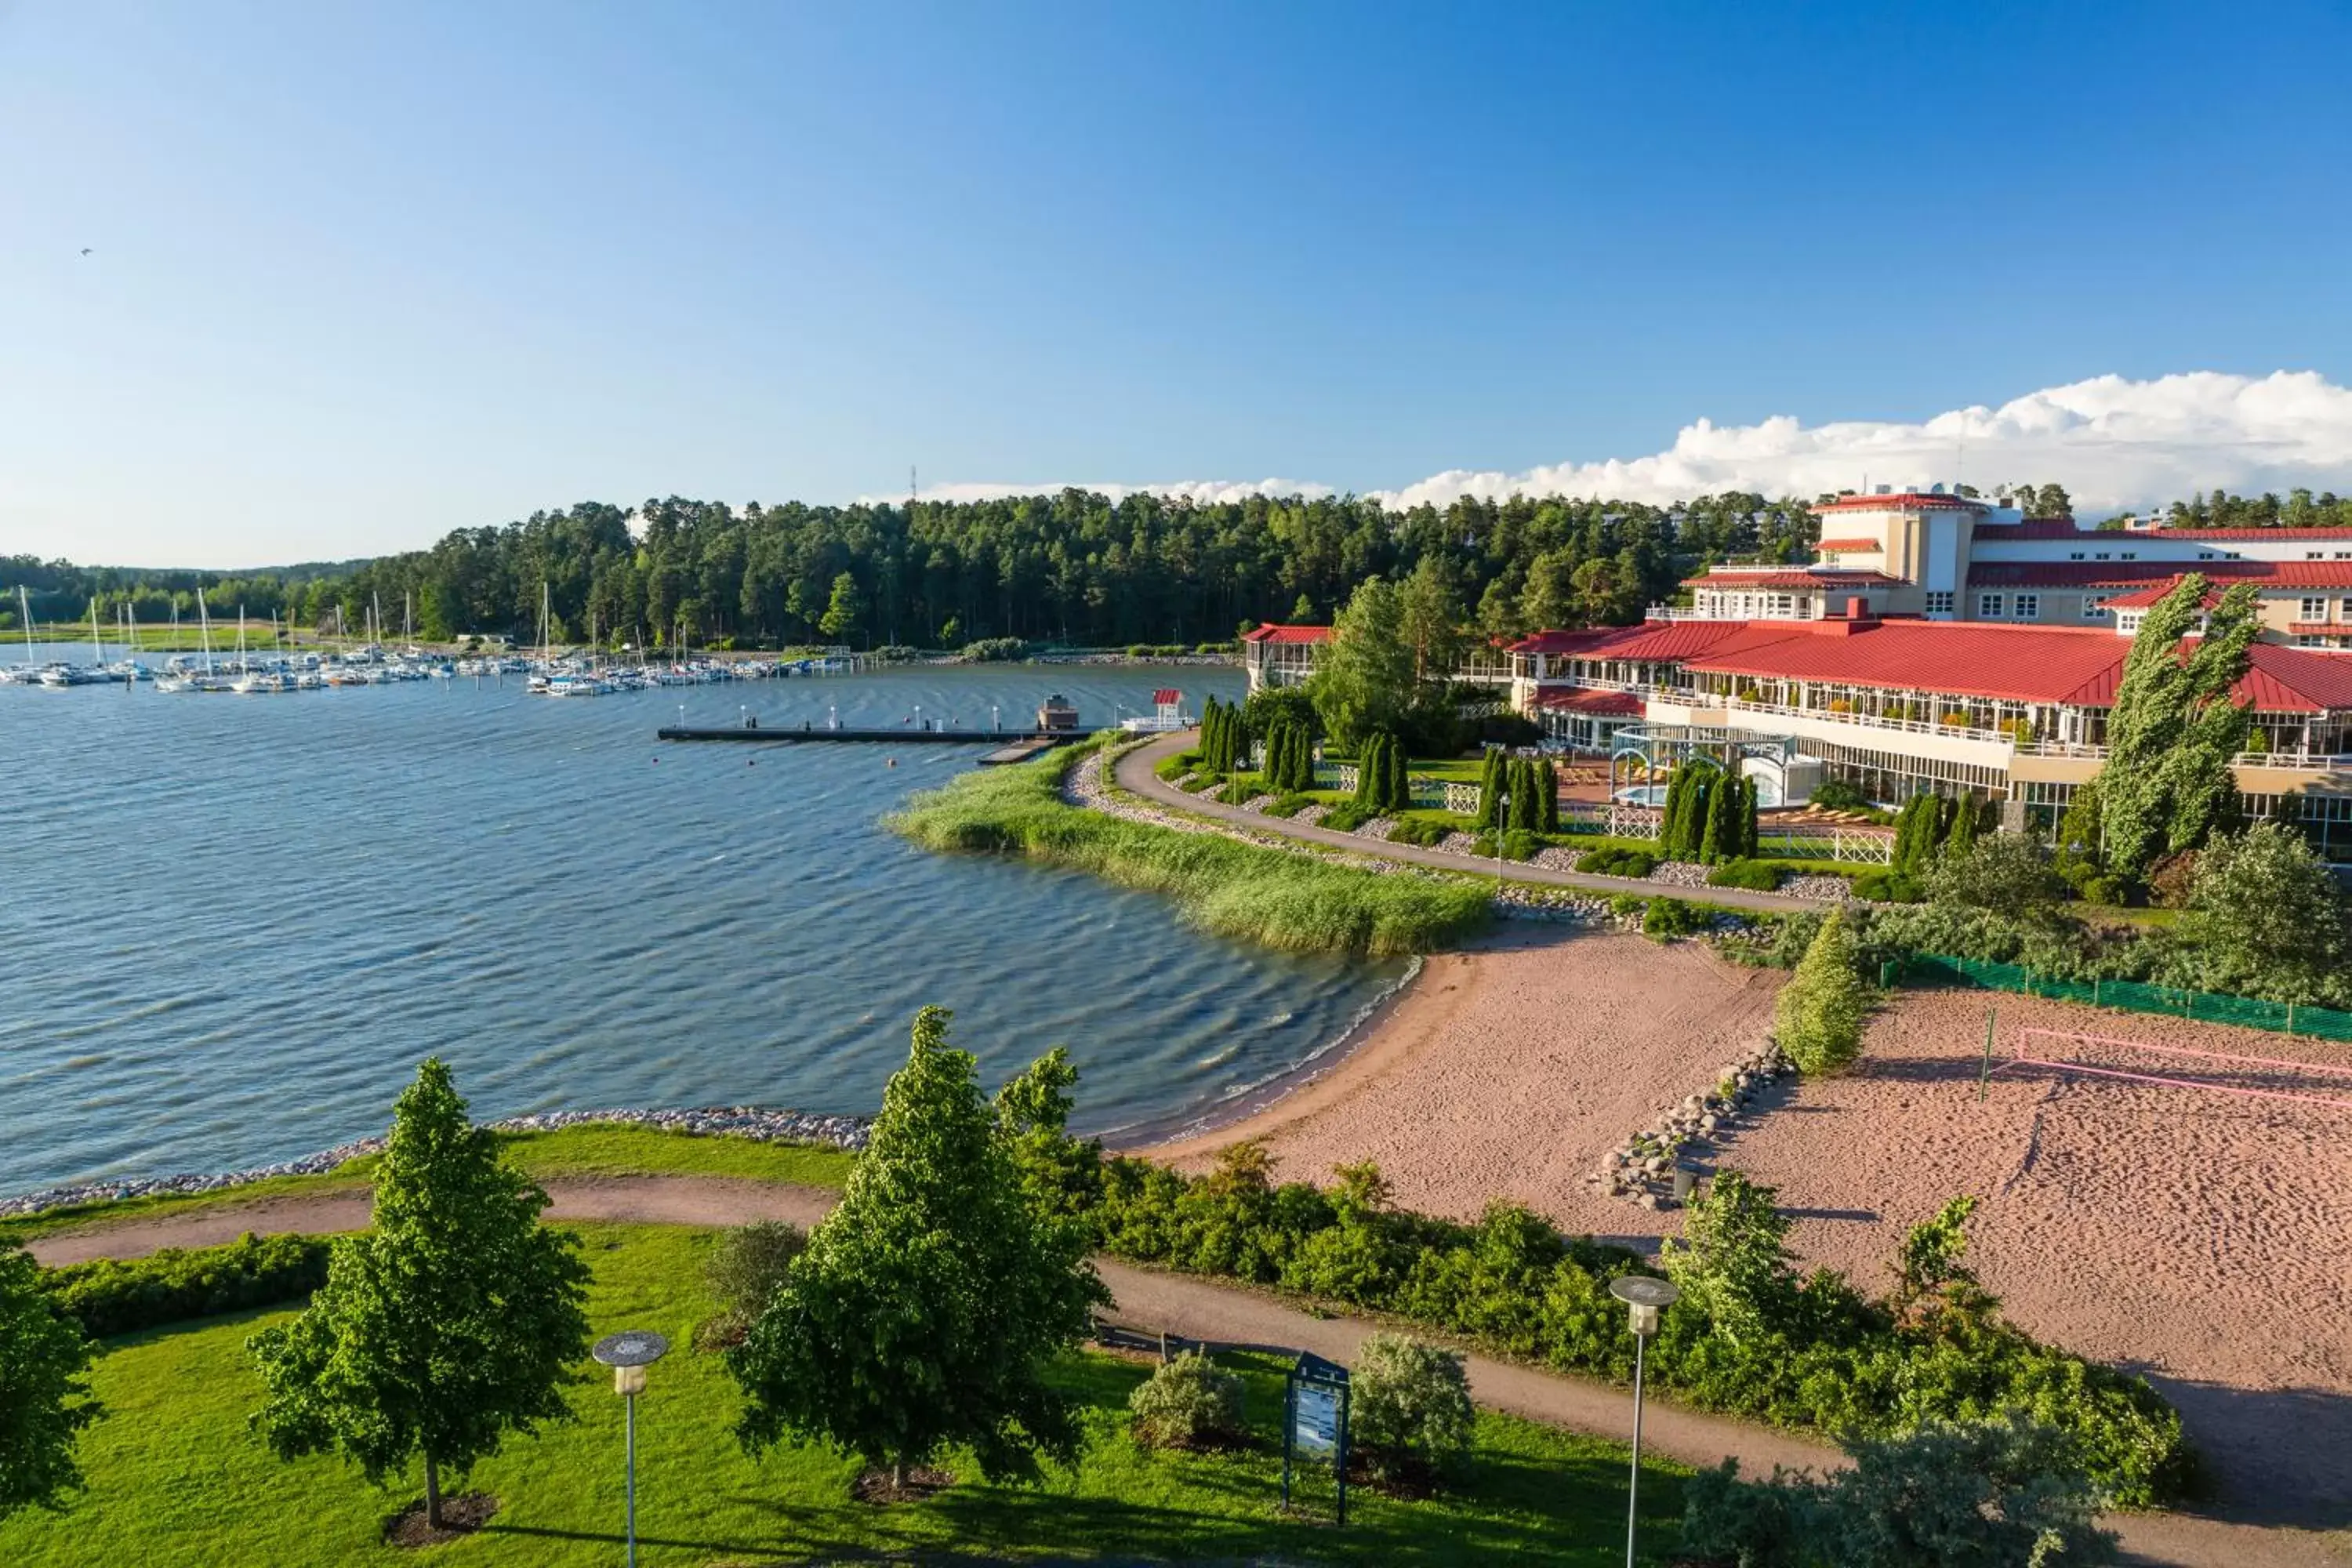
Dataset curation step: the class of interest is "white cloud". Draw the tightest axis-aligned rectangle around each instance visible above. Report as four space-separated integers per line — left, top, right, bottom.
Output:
892 371 2352 517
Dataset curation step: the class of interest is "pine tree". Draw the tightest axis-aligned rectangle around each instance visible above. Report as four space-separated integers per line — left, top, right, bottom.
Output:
1943 794 1980 860
1736 776 1759 859
1387 733 1410 812
1352 734 1377 805
1509 759 1539 832
1538 759 1559 832
729 1007 1108 1486
249 1060 592 1530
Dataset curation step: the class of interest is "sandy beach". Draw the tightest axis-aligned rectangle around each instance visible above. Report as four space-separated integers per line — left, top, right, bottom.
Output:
1141 927 2352 1525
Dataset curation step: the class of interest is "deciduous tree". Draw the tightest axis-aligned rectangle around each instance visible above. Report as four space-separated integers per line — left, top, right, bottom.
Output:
0 1243 98 1520
249 1060 591 1530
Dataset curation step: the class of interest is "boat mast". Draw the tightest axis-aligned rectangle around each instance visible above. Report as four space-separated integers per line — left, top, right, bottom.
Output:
89 597 102 666
18 586 34 671
198 587 215 677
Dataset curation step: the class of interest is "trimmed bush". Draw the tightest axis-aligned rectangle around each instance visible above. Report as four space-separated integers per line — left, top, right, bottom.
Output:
1317 800 1377 833
1385 817 1450 847
1852 871 1926 904
1577 845 1658 878
1707 858 1784 891
1127 1350 1247 1450
1499 829 1541 862
42 1232 328 1338
1350 1333 1475 1486
1262 793 1317 818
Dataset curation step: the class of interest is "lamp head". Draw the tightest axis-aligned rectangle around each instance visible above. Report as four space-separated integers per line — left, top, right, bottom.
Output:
1608 1276 1680 1339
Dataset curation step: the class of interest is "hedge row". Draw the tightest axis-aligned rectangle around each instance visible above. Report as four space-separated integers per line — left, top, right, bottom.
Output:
1068 1151 2189 1507
42 1232 330 1338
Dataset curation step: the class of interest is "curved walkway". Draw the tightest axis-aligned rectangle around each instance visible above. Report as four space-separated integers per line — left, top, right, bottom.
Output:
1111 732 1819 916
27 1177 2329 1568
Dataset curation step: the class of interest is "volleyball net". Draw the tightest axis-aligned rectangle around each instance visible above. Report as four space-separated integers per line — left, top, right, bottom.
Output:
1991 1026 2352 1111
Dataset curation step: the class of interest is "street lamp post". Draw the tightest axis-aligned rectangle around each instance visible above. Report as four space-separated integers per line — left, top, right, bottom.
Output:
1608 1276 1679 1568
1494 792 1510 888
592 1330 671 1568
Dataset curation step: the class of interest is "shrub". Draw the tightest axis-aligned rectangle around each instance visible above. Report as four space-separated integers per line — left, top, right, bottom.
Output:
2176 822 2352 1003
1264 793 1318 818
1175 772 1218 793
1644 896 1704 939
1774 906 1870 1073
42 1232 329 1338
1924 833 2068 920
1809 778 1871 811
1577 845 1658 878
1349 1333 1475 1486
704 1221 808 1333
1708 858 1784 891
1386 817 1450 848
1214 777 1262 805
1127 1350 1247 1450
1851 871 1925 904
959 636 1029 662
1154 750 1200 782
1500 829 1541 862
1681 1415 2120 1568
1609 894 1650 920
1317 800 1377 833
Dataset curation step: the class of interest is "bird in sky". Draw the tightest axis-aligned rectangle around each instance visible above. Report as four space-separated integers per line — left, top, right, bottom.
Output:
80 248 91 256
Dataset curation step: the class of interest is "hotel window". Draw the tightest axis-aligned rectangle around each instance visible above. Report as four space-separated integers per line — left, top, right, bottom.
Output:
2094 552 2111 560
1925 590 1955 615
2199 551 2217 560
2014 594 2040 619
2068 551 2085 561
2120 552 2136 560
1767 594 1794 617
2082 595 2110 619
2338 552 2352 560
2118 611 2145 634
2310 552 2327 561
2342 597 2352 619
2303 597 2328 619
1977 593 2005 618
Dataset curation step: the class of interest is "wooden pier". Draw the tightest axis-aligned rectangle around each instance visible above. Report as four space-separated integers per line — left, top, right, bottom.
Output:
655 724 1099 764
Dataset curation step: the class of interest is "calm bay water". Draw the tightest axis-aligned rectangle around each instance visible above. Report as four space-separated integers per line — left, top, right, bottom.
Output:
0 655 1402 1192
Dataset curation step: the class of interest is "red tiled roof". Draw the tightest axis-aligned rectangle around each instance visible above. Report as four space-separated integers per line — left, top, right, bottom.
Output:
1683 569 1904 590
2096 578 2223 611
1573 619 1793 662
1150 688 1181 706
1242 623 1331 644
2057 641 2352 714
1530 687 1645 716
1506 629 1624 655
1813 537 1883 553
2289 623 2349 636
2153 527 2352 541
1969 561 2352 590
1679 622 2132 705
1813 492 1990 514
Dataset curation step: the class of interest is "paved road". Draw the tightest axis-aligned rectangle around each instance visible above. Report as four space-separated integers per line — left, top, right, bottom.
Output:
31 1176 2334 1568
1110 731 1820 916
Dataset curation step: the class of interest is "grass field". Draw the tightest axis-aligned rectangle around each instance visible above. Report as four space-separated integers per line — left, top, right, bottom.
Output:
890 746 1492 957
0 1126 856 1247
0 1224 1685 1566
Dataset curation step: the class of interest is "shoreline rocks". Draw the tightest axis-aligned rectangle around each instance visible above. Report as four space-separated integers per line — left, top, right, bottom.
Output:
0 1105 871 1221
1588 1039 1795 1207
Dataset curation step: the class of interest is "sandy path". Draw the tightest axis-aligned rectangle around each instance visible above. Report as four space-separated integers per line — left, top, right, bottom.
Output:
24 1172 2329 1566
1150 928 1783 1245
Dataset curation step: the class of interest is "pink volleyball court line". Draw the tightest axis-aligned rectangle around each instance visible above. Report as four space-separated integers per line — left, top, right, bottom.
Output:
2000 1029 2352 1110
2018 1027 2352 1080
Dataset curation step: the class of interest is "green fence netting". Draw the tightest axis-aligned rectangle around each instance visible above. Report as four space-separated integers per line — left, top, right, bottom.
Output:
1890 953 2352 1040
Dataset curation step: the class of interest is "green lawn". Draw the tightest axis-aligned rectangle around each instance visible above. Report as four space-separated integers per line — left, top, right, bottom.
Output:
1 1225 1686 1566
0 1127 855 1247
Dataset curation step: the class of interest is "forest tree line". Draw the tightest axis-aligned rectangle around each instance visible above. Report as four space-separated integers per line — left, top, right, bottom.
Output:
7 479 2340 649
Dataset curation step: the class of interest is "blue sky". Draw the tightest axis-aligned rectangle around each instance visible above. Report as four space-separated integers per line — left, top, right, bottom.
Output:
4 2 2350 565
